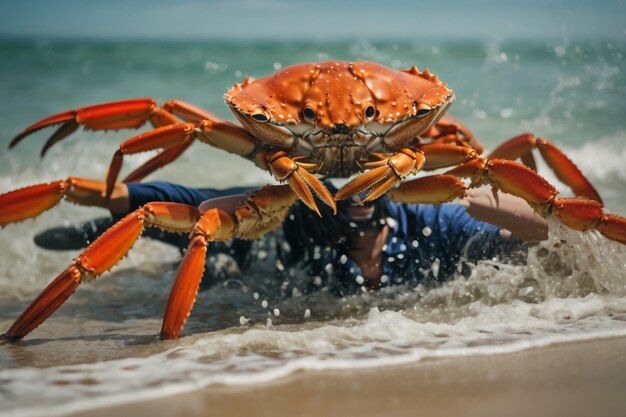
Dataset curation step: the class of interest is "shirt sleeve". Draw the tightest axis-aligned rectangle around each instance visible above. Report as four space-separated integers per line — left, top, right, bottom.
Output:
126 181 257 211
400 203 525 280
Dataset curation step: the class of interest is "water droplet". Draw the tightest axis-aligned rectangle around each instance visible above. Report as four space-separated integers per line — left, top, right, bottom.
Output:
431 258 440 278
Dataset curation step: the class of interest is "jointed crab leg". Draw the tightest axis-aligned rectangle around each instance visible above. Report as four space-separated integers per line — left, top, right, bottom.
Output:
105 123 196 199
488 133 602 203
4 184 297 341
161 208 234 340
8 98 222 153
8 98 257 189
122 140 194 183
424 114 485 154
118 100 246 184
104 119 257 200
9 99 178 155
161 184 297 339
387 174 468 204
419 143 478 170
4 202 201 340
0 177 123 226
447 158 626 244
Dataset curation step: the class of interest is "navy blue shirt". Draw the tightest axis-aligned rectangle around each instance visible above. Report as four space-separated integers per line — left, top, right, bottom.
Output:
126 182 523 295
291 199 518 295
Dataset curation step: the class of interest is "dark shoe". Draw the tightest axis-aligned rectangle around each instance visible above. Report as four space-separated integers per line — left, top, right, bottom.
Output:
34 217 115 250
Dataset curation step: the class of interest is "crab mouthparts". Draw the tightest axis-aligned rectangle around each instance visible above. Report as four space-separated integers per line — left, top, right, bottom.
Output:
331 124 350 134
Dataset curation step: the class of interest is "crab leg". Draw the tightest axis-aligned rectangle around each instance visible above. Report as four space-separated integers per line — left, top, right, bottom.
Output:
420 143 478 170
8 98 222 153
447 158 626 245
3 184 297 341
161 184 297 339
122 140 194 183
386 174 467 204
0 177 125 226
488 133 601 203
9 99 179 155
122 100 247 183
4 202 201 340
423 114 485 154
104 120 257 199
161 208 234 340
163 99 230 124
8 98 254 188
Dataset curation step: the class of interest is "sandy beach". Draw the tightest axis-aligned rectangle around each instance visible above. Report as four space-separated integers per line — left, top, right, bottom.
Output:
66 335 626 417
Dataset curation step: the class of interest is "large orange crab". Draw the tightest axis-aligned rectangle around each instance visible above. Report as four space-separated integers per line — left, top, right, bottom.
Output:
1 61 625 341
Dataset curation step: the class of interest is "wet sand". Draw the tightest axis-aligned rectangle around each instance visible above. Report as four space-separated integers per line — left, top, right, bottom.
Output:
68 335 626 417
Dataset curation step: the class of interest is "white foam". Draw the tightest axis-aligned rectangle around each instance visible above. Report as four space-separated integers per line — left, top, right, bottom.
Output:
3 305 626 417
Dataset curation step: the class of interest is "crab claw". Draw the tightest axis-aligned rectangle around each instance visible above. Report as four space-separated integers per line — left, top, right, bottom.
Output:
335 149 425 203
266 151 335 216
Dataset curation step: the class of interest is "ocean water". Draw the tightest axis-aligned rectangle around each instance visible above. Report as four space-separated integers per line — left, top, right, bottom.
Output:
0 38 625 417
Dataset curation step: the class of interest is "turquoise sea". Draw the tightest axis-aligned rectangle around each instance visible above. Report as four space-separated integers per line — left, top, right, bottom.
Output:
0 38 625 416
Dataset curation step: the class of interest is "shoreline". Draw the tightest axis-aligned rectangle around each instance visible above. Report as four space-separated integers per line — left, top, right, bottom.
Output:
65 334 626 417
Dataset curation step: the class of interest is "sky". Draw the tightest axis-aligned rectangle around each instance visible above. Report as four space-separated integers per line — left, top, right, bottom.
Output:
0 0 624 41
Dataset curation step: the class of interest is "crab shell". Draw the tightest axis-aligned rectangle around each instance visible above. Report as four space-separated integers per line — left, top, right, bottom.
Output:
224 61 454 150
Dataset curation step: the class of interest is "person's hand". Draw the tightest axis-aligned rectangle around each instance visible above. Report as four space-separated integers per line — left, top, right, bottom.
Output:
457 187 548 241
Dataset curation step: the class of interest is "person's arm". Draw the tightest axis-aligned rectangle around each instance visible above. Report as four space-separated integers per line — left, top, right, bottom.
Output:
77 181 252 217
456 187 548 242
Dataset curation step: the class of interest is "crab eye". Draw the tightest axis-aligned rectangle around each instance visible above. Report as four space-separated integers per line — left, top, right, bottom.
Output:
302 107 316 122
415 107 432 118
364 105 376 120
251 113 269 122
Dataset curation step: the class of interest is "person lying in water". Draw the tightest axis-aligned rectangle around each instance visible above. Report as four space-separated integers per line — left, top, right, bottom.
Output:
34 181 548 296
